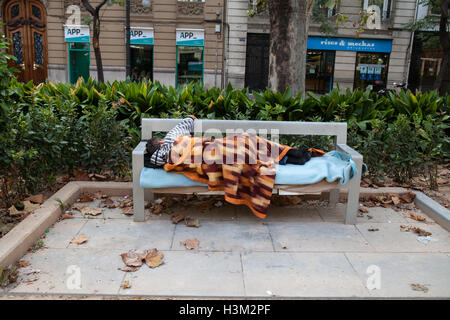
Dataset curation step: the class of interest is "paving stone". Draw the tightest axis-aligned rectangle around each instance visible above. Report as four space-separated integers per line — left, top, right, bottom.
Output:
268 222 373 252
67 219 175 251
120 251 244 297
242 252 369 297
9 248 125 295
360 206 408 223
42 219 87 249
173 204 238 221
237 206 323 222
317 203 346 222
356 223 450 253
345 252 450 297
172 220 273 253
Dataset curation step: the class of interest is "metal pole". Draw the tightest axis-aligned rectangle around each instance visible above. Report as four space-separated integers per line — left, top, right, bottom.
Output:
125 0 131 78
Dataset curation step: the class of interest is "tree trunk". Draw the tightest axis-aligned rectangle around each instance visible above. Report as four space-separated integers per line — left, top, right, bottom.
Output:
433 0 450 94
92 15 104 83
268 0 314 96
81 0 107 83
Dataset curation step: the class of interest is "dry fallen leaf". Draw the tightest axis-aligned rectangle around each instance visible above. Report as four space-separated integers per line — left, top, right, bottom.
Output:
25 194 44 204
171 214 185 224
119 198 133 208
121 280 131 289
410 283 429 293
409 213 426 222
400 225 431 236
118 266 139 272
80 207 103 216
9 205 22 216
23 201 40 213
152 204 164 215
93 191 108 199
391 195 400 205
180 238 200 250
72 204 87 211
61 213 74 220
359 207 369 213
362 201 376 207
101 198 116 208
79 194 94 202
399 191 415 204
70 234 88 245
145 249 164 268
185 217 200 228
120 250 147 267
121 207 134 216
18 260 30 268
368 228 379 232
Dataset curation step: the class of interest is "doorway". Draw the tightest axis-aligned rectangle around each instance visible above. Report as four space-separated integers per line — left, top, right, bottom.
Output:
245 33 270 91
3 0 48 83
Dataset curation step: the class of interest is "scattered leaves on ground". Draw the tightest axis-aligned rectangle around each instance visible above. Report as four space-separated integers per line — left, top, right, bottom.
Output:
70 234 88 245
400 225 432 236
185 217 200 228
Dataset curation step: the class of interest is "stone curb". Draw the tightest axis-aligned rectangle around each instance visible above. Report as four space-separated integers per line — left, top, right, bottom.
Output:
0 182 132 269
414 191 450 232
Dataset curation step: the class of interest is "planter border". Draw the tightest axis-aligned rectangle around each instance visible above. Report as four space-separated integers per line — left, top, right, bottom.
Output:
0 183 448 268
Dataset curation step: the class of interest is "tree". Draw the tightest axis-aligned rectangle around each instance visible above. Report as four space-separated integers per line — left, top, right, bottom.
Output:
81 0 109 83
248 0 347 96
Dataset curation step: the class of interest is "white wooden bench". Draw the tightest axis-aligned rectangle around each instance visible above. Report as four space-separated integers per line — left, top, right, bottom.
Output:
132 118 363 224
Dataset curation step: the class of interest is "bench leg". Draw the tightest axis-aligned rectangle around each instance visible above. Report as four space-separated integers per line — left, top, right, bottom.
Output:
329 189 339 207
345 159 363 225
133 185 146 222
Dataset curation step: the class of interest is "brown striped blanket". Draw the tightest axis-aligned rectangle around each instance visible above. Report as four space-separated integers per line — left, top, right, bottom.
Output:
163 133 292 218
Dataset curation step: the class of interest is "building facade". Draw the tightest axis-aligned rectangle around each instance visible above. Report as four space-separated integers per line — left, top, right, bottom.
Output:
226 0 417 92
1 0 225 88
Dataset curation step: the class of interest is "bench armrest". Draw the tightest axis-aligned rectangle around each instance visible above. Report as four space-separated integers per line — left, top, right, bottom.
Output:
336 144 363 160
132 141 147 186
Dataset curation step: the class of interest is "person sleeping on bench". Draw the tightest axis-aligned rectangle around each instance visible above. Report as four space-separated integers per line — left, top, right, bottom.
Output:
144 116 313 169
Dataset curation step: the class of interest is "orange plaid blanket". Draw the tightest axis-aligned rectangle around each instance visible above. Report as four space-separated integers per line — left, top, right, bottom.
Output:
163 133 292 218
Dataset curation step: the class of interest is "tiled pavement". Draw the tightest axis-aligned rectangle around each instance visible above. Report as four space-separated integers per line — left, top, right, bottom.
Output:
3 197 450 298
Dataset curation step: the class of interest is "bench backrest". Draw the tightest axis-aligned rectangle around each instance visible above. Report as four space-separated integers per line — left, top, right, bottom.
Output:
141 118 347 144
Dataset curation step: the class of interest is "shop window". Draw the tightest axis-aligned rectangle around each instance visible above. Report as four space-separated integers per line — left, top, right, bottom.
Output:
177 46 204 86
306 50 335 94
130 45 153 82
354 52 389 91
363 0 393 20
312 0 337 18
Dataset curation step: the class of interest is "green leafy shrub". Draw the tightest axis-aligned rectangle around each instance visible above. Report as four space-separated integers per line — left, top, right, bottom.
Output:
0 68 448 206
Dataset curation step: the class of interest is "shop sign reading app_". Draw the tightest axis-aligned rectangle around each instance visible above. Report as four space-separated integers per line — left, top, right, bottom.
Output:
130 27 154 45
64 25 90 43
176 29 204 46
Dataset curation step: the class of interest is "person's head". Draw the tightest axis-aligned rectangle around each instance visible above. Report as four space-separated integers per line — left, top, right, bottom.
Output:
146 137 164 156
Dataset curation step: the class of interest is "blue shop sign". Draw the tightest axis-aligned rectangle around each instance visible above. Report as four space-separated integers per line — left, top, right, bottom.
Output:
307 37 392 53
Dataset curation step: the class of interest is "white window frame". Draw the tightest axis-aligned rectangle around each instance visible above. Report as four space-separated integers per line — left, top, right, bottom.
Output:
363 0 393 20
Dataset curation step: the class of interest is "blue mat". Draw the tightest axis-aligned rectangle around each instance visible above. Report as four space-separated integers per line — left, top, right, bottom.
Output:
140 151 359 189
